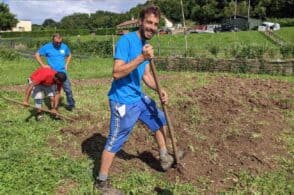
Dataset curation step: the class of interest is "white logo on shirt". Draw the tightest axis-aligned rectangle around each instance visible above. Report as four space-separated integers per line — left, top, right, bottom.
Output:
60 50 65 54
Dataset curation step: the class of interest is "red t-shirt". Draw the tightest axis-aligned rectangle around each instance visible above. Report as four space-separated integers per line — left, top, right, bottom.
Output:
30 67 62 90
30 67 56 85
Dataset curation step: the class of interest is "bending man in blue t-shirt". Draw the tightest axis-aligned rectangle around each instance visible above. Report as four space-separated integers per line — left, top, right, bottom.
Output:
35 33 75 111
94 6 179 193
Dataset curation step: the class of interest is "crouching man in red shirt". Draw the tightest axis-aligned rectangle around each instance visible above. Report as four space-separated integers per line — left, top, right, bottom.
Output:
23 67 67 120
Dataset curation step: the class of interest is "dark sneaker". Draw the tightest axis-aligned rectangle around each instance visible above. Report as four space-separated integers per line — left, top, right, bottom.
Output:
94 180 124 195
53 114 61 120
36 113 44 121
66 105 75 111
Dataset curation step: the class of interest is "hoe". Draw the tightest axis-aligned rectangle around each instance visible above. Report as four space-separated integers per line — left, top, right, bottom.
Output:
149 59 185 172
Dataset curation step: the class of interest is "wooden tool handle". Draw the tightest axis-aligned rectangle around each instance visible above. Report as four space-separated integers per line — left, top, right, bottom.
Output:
149 59 180 163
2 96 75 122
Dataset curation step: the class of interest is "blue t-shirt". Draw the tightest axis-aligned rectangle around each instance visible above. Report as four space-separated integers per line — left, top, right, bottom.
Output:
38 42 71 73
108 31 148 104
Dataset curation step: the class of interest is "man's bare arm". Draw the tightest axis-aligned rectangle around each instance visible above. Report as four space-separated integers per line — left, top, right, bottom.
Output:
143 64 168 104
35 53 50 68
113 44 154 80
65 54 72 71
23 83 35 106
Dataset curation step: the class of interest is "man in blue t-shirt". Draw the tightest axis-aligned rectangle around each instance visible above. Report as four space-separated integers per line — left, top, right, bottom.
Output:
94 6 179 193
35 33 75 111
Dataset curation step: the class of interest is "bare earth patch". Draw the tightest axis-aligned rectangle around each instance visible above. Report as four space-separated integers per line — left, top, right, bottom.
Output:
46 75 293 192
55 179 78 195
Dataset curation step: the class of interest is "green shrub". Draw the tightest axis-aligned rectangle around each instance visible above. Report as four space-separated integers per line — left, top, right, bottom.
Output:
69 39 113 57
0 29 90 38
268 18 294 27
208 45 220 57
280 44 294 58
0 48 20 60
253 45 268 58
227 44 241 59
234 44 268 59
18 38 49 49
2 37 114 57
235 44 252 59
95 28 116 35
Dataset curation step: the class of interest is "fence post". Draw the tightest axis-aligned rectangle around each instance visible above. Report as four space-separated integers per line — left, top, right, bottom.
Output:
77 35 81 63
168 35 171 56
184 33 188 57
157 33 160 56
112 35 115 57
10 40 15 48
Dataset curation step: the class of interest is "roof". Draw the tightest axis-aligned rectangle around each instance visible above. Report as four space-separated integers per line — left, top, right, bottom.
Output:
116 19 138 28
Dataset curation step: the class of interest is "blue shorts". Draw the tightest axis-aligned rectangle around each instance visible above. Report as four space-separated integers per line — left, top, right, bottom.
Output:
105 95 166 153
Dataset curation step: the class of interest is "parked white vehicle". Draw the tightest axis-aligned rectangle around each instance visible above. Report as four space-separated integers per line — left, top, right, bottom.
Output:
258 22 280 31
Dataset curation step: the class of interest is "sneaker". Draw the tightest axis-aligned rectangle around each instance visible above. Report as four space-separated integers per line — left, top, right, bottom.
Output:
160 150 185 171
160 153 174 171
94 179 124 195
53 114 61 120
36 113 44 121
66 105 75 111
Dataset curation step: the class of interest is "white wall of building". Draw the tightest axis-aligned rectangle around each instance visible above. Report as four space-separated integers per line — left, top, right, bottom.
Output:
163 17 173 28
12 20 32 32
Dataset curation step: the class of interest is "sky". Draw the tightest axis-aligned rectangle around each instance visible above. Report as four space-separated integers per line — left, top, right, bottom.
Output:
2 0 147 24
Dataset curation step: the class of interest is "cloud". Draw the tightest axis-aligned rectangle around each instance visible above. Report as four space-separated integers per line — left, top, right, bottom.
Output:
6 0 146 24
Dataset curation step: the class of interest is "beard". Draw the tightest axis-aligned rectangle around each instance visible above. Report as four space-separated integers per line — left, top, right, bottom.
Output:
139 26 156 40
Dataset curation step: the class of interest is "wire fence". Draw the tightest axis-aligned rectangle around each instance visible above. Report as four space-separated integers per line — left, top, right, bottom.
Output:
1 32 293 58
0 34 293 75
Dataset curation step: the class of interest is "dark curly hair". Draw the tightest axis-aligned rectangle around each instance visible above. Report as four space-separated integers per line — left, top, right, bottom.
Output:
139 5 161 21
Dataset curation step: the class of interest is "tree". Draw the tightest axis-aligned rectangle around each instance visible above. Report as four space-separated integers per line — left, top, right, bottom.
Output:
60 13 90 29
42 18 58 28
0 3 18 31
223 1 235 18
239 1 249 16
156 0 183 23
89 11 122 29
252 1 266 18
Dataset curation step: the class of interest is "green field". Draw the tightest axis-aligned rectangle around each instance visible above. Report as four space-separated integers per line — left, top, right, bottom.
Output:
149 30 278 58
276 27 294 43
0 57 113 86
2 27 293 59
0 55 293 194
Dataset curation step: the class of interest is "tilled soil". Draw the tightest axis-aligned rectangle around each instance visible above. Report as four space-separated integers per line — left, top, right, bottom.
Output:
47 75 293 192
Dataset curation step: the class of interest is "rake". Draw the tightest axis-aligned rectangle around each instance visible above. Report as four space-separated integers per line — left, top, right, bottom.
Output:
149 59 184 170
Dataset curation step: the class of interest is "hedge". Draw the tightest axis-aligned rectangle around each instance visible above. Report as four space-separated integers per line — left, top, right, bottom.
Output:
0 29 90 38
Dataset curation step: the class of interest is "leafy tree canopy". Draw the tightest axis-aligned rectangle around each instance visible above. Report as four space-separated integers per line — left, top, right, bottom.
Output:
41 0 293 29
0 3 18 31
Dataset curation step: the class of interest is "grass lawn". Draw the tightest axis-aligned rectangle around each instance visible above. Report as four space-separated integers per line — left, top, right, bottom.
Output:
0 57 293 194
276 27 294 43
149 30 279 58
0 57 113 86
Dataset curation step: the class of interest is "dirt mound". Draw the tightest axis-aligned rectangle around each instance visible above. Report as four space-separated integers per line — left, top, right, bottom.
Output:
167 76 293 191
52 75 293 192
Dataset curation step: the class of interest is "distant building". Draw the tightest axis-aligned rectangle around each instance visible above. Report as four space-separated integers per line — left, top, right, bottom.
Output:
12 20 32 32
117 16 174 29
163 16 173 28
116 16 174 35
116 17 139 29
223 16 262 30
